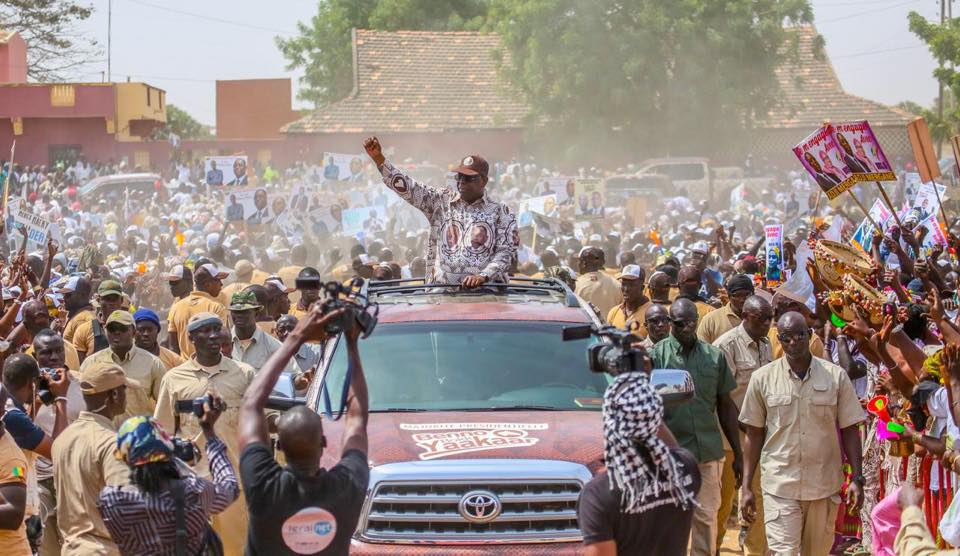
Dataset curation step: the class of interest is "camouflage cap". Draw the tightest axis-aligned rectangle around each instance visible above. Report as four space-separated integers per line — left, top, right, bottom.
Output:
229 290 262 311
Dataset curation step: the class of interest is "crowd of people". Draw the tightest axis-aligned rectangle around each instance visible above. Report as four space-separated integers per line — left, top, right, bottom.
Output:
0 131 958 556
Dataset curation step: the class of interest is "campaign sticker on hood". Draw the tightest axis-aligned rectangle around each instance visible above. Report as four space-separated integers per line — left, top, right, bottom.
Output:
400 422 548 460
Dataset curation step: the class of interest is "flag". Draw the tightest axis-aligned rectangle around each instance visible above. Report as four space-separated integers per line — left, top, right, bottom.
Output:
11 466 24 478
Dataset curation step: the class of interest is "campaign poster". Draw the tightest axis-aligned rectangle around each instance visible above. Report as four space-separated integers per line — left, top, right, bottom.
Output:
851 199 893 251
914 182 947 221
204 155 249 186
832 120 896 182
341 206 384 236
518 194 558 217
7 200 62 253
764 224 784 288
574 178 605 218
321 152 367 183
307 205 343 235
792 124 857 200
919 213 948 255
729 183 747 213
537 176 576 205
223 187 279 225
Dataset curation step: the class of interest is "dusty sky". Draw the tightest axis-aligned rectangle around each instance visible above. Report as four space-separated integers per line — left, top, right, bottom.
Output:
71 0 943 126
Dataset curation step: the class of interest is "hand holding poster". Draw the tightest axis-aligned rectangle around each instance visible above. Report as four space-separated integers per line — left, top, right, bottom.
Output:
204 156 249 186
7 200 62 253
322 152 367 183
832 121 895 182
792 124 857 201
764 224 784 288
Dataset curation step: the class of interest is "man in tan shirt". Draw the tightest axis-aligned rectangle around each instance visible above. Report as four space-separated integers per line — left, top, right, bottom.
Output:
71 280 127 361
712 295 774 556
154 312 255 556
697 273 755 344
220 259 254 302
132 308 185 371
58 276 94 345
739 312 865 556
52 361 137 556
166 263 229 358
575 247 621 320
80 311 167 425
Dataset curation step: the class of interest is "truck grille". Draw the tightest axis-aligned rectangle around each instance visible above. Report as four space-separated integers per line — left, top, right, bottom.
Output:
357 459 592 544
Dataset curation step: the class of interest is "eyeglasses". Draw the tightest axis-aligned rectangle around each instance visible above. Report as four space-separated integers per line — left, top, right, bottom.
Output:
777 331 809 344
671 318 697 328
645 316 671 326
456 173 482 183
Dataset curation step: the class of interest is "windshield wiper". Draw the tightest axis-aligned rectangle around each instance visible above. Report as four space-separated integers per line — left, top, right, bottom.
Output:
370 408 429 412
465 405 564 411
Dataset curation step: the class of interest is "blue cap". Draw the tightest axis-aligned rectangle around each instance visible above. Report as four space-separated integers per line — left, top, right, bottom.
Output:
133 308 160 328
907 278 926 296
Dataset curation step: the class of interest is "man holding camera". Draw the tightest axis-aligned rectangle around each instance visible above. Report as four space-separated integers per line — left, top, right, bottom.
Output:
239 301 369 554
52 360 136 556
363 136 517 287
154 312 255 556
80 311 167 426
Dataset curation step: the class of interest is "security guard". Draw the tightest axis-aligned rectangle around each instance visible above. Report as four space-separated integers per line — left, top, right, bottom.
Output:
166 264 229 358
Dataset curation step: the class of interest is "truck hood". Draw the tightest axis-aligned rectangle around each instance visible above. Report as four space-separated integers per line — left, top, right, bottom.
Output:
319 410 604 473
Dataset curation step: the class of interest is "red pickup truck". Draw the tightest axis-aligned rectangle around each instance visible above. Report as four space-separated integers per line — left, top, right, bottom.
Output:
306 279 608 554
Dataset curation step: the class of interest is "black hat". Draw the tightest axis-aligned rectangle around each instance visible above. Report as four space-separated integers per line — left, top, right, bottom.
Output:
295 267 321 289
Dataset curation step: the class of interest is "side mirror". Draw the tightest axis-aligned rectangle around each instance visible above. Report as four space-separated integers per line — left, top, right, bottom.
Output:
650 369 695 408
271 373 296 399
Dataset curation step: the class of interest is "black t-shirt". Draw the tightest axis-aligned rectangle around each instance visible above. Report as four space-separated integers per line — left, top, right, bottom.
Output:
577 447 701 556
240 443 369 555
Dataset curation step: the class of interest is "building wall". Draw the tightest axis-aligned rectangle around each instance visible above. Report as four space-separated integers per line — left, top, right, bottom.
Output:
115 83 167 141
0 33 27 84
216 79 300 140
0 117 117 166
0 83 116 119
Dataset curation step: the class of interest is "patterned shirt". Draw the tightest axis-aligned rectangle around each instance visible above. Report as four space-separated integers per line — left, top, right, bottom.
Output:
97 436 239 556
379 160 518 283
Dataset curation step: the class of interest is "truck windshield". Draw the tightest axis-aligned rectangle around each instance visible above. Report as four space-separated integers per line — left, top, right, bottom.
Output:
320 321 609 412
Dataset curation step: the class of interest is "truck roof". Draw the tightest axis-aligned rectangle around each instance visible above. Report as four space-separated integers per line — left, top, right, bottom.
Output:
366 278 595 325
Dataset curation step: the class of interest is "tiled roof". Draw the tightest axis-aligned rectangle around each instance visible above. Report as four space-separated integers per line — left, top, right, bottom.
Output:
0 30 18 44
282 30 527 134
284 27 911 134
763 26 912 129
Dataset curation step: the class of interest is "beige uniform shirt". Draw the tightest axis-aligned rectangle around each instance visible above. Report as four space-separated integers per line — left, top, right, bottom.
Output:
713 324 773 409
738 357 865 500
52 411 129 556
166 291 229 359
154 356 255 476
278 265 304 304
63 309 94 344
220 281 250 304
0 432 29 555
158 346 187 371
81 347 167 425
697 303 741 345
231 326 294 373
575 271 622 321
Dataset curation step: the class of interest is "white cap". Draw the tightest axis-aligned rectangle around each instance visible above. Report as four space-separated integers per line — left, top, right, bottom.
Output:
265 278 294 294
617 264 643 280
197 263 229 280
56 275 82 294
165 264 187 281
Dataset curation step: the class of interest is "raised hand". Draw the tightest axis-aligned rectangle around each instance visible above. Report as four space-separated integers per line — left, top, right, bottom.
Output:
363 136 385 166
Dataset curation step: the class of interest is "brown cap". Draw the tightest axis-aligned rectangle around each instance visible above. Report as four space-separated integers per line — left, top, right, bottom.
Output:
234 260 255 278
105 310 134 327
453 155 489 179
80 361 141 395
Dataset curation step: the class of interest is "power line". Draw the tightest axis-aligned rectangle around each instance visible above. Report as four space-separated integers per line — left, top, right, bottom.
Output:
123 0 298 35
818 0 924 25
832 43 926 59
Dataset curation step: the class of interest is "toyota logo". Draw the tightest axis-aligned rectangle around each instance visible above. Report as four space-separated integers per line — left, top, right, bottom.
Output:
458 490 502 523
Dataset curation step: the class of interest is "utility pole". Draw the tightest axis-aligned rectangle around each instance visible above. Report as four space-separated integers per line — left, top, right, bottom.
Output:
107 0 112 82
938 0 946 157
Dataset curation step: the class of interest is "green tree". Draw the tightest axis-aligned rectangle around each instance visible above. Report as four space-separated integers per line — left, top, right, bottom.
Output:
151 104 212 141
0 0 99 81
489 0 815 161
277 0 488 106
908 12 960 152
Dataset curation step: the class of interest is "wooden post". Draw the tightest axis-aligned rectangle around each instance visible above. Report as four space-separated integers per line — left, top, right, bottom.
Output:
849 190 880 230
876 181 902 229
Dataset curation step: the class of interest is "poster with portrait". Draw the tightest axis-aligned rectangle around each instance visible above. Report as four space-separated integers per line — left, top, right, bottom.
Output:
341 206 384 236
913 181 948 221
850 199 893 252
223 187 277 225
537 176 576 205
764 224 784 288
919 213 948 256
321 152 367 183
832 121 896 182
574 178 606 218
204 155 249 186
307 205 343 235
792 124 857 201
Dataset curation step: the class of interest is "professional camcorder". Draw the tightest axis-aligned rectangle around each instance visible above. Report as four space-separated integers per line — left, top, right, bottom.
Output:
36 368 62 405
561 324 647 376
174 394 226 417
318 279 379 338
171 394 226 464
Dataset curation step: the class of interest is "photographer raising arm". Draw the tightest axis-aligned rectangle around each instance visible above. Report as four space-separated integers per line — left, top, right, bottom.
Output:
239 303 369 555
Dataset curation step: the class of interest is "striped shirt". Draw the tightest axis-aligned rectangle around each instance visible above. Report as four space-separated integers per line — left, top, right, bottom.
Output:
96 436 238 556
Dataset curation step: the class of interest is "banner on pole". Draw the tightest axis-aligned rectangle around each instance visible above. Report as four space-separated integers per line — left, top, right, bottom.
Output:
764 224 784 288
832 120 896 182
792 124 857 201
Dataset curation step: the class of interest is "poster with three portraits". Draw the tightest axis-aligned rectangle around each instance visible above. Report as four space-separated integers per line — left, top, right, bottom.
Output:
792 120 896 201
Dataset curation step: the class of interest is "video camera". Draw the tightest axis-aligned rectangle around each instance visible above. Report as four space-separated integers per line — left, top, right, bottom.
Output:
36 368 62 405
561 324 647 376
171 394 227 464
318 279 379 339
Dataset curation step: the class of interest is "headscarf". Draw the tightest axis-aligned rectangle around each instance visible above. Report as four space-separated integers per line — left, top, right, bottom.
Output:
602 372 697 513
116 415 174 467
